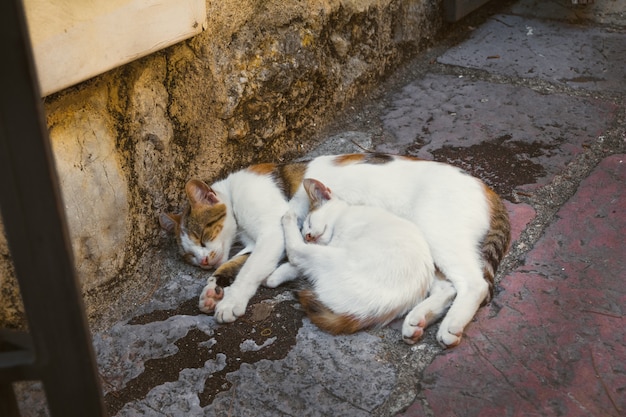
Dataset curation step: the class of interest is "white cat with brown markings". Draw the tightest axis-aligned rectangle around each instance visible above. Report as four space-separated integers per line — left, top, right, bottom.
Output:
280 178 457 343
159 153 510 347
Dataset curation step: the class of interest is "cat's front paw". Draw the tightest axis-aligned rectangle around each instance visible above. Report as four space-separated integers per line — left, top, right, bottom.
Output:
213 288 248 323
436 319 463 348
402 314 427 345
281 210 298 227
199 278 224 313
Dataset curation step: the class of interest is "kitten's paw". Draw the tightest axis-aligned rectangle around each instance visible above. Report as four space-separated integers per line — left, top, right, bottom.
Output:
402 315 427 345
213 290 247 323
281 210 297 226
436 322 463 348
198 279 224 314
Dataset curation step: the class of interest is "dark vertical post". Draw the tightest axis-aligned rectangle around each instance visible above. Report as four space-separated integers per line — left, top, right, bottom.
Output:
0 1 106 416
0 382 21 417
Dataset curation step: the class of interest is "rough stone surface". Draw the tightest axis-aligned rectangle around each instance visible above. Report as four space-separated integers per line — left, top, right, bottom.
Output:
1 0 445 328
379 74 618 197
510 0 626 26
48 85 129 291
12 0 626 416
437 14 626 92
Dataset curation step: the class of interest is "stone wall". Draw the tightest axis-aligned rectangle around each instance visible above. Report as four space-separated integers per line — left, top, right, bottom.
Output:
0 0 444 329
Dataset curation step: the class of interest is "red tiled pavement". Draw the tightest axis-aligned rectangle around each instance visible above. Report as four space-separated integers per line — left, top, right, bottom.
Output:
401 155 626 417
504 201 536 244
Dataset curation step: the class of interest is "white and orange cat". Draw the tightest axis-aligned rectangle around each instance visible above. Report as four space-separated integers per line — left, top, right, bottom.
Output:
279 177 458 344
160 153 510 347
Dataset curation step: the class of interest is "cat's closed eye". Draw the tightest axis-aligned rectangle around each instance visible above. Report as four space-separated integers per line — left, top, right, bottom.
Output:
204 224 223 242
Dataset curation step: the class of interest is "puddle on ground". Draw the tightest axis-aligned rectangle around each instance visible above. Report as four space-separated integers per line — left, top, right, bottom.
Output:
103 286 304 415
420 135 558 199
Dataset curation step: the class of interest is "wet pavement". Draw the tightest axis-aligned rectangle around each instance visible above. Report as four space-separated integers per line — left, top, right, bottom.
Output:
18 0 625 416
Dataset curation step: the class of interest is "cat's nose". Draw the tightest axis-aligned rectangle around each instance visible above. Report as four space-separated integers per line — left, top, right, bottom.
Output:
201 252 220 267
305 233 315 243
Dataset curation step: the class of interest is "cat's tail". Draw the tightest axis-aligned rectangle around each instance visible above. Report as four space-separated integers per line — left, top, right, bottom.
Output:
481 186 512 301
298 290 398 334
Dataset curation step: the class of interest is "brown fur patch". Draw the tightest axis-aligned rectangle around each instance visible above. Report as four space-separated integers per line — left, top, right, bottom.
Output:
298 290 404 335
363 153 395 164
298 290 363 334
277 162 308 198
212 253 250 287
187 204 226 242
332 153 395 166
398 155 423 162
481 184 511 300
247 163 276 175
332 154 367 165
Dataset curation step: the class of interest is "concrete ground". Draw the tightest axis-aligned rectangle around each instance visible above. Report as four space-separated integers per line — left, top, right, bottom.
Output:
18 0 625 416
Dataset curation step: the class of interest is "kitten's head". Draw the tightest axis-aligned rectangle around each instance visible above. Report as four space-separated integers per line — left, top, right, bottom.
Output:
159 179 235 269
301 178 343 245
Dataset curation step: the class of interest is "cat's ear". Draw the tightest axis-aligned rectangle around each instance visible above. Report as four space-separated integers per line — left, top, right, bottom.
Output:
303 178 332 208
159 212 181 233
185 179 220 207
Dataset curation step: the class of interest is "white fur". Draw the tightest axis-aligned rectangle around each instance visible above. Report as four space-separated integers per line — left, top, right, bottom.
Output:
289 156 491 346
198 170 289 322
197 155 492 346
282 192 436 322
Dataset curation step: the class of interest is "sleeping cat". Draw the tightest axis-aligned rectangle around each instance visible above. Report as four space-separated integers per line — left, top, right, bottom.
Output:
159 153 511 347
280 177 457 344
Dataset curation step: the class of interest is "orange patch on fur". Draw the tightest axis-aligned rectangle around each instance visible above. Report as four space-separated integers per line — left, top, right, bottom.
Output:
298 289 404 335
279 163 308 198
333 153 397 166
247 163 276 175
483 185 511 251
332 154 366 166
212 253 250 286
480 184 511 301
399 155 423 161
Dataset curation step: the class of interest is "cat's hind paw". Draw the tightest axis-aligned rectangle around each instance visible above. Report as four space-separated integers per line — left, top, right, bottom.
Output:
198 279 224 314
402 315 427 345
436 324 463 348
264 263 300 288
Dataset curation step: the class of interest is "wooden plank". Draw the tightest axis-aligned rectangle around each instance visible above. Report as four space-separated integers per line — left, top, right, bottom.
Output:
24 0 207 97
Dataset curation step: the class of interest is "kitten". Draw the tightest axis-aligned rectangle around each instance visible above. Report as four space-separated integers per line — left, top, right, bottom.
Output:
160 153 510 347
281 178 452 343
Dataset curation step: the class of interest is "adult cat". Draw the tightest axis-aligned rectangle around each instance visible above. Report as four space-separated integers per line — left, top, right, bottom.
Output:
281 177 456 344
159 153 510 347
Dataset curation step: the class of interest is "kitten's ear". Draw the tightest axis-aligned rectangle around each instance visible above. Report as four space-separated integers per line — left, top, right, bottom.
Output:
185 179 220 207
159 212 181 233
303 178 332 208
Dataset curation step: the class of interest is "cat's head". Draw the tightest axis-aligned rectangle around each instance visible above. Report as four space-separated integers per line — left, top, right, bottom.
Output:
301 178 344 245
159 179 236 269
